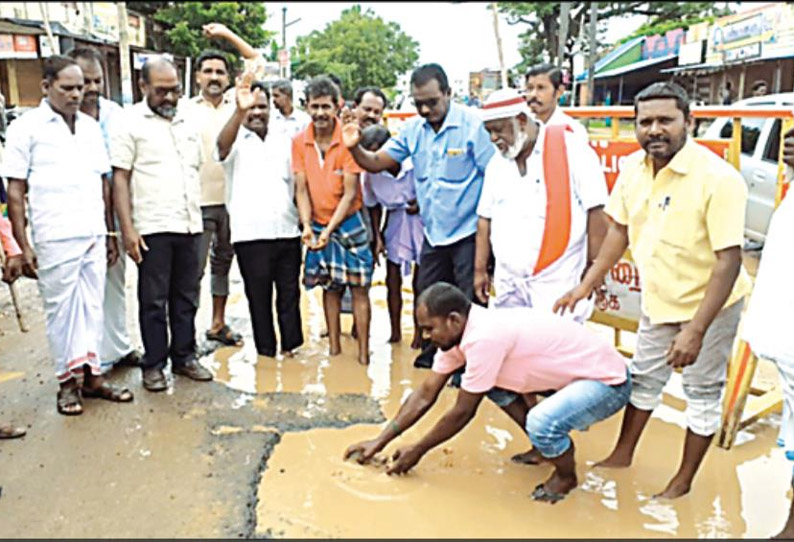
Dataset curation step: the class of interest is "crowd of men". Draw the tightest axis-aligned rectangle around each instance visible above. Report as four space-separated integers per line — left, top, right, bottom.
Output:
1 21 794 534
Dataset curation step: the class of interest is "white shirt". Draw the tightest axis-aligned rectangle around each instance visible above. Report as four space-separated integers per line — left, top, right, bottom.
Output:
742 192 794 361
97 97 122 167
110 101 204 236
546 107 589 142
216 127 300 244
270 107 311 140
1 100 109 244
477 124 607 317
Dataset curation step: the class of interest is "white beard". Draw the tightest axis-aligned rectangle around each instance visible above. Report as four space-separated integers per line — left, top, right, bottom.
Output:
501 124 528 159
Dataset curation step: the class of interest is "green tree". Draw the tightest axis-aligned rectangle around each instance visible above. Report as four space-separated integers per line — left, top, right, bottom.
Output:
498 2 732 73
128 2 273 64
291 5 419 99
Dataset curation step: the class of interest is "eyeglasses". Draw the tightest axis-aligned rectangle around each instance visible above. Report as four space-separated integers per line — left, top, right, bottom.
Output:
412 97 441 110
153 86 182 98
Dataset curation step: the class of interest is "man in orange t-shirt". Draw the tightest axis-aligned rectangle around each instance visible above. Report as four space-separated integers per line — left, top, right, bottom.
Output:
293 76 373 365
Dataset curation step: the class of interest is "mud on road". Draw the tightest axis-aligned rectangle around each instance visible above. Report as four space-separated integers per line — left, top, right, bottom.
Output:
0 275 385 538
0 252 790 539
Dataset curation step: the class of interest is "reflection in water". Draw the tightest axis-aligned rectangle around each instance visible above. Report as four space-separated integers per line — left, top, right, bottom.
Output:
202 284 787 539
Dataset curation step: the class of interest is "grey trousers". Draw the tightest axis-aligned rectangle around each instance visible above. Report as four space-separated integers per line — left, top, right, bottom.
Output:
629 300 744 436
198 204 234 298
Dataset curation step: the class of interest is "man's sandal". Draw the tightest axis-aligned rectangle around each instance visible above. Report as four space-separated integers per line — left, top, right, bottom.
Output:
56 386 83 416
205 325 243 346
82 381 134 402
0 425 26 439
531 483 568 504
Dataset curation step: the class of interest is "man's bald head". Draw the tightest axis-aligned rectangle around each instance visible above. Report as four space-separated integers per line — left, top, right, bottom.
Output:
139 57 181 119
141 57 178 84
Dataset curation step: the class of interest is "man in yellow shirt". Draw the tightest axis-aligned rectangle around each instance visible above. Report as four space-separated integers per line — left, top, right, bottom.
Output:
555 81 750 499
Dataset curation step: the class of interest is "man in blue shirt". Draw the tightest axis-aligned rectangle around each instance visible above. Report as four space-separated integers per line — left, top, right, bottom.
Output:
342 64 494 366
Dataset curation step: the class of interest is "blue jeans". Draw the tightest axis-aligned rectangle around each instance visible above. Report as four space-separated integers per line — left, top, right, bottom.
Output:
525 371 631 459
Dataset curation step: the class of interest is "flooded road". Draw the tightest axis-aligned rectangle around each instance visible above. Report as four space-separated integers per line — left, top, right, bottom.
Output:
204 264 789 539
0 249 787 538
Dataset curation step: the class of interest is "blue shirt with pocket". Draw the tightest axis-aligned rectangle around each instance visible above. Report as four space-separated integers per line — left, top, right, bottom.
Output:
383 103 494 247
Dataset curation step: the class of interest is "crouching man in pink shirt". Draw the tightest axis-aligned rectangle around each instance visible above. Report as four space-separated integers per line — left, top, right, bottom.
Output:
345 282 630 503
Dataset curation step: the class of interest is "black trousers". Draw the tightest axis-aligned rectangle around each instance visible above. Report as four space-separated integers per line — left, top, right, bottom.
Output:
414 233 483 367
138 233 201 371
234 237 303 357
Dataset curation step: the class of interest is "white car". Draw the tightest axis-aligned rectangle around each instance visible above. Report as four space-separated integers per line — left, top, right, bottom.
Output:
703 92 794 243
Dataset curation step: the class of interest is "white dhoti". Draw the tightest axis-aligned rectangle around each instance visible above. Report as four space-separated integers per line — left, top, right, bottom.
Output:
492 253 594 324
36 235 106 383
100 225 133 372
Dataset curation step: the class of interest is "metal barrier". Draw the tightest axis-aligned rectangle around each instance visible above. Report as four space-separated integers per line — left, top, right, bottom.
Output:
562 106 793 449
384 106 794 449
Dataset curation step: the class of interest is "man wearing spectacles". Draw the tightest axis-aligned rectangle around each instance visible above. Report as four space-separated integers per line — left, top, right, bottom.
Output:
342 63 495 367
111 57 213 392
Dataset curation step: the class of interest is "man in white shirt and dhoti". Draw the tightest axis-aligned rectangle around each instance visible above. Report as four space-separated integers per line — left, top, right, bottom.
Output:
4 55 133 415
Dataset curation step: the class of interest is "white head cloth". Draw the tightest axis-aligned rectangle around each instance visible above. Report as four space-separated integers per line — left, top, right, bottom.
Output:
480 88 532 122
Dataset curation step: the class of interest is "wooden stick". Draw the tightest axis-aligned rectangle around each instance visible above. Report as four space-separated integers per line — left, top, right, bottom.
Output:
0 246 29 333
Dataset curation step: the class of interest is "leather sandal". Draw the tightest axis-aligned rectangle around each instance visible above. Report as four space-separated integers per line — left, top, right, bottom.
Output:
0 425 27 439
82 381 134 402
57 385 83 416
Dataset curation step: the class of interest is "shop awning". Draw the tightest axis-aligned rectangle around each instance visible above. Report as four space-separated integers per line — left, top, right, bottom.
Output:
576 37 644 82
660 61 723 76
593 53 677 80
0 19 43 35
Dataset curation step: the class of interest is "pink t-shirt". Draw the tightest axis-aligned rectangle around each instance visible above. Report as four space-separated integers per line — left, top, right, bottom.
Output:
432 305 628 394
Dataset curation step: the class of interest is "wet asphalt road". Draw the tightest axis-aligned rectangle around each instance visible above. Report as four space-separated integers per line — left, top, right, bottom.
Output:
0 270 383 538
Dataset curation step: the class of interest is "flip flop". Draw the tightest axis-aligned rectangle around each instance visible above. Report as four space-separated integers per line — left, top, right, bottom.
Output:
82 381 134 402
511 449 544 465
0 425 26 439
531 483 567 504
117 350 143 368
57 385 83 416
205 325 243 346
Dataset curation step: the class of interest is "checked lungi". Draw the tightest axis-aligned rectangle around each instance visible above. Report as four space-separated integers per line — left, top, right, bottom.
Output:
304 212 373 291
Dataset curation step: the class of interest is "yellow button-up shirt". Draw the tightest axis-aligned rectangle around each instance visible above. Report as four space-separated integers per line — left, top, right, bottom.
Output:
605 138 752 325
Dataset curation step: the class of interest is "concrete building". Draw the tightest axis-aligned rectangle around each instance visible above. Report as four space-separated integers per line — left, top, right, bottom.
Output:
0 2 184 108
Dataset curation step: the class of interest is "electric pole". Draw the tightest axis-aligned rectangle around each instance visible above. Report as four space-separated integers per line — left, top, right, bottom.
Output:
586 2 598 106
490 2 508 89
117 2 134 106
280 6 301 79
558 2 570 66
39 2 56 54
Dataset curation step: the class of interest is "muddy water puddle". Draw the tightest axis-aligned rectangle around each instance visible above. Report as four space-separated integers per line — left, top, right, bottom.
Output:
203 283 788 538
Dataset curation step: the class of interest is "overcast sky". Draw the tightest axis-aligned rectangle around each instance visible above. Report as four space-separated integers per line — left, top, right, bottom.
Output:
262 2 755 85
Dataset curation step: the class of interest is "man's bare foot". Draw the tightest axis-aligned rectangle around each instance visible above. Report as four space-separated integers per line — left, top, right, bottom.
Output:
329 346 341 356
358 352 370 365
654 477 692 499
511 448 545 465
281 350 296 358
410 334 422 349
387 331 402 344
594 450 633 469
